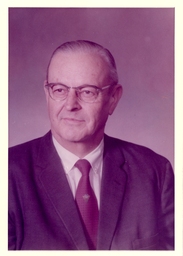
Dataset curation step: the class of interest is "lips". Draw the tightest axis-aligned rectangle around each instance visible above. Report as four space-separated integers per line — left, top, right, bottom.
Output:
62 118 84 124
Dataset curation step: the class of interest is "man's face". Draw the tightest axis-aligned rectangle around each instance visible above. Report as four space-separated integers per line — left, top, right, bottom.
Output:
44 51 121 147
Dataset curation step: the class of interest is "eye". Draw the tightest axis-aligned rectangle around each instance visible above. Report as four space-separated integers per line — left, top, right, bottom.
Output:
80 87 96 98
52 84 67 95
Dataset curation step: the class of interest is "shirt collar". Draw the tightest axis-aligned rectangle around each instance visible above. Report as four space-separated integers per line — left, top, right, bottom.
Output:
52 136 104 174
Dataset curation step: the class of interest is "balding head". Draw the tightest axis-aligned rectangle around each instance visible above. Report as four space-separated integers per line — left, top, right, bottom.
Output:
46 40 118 86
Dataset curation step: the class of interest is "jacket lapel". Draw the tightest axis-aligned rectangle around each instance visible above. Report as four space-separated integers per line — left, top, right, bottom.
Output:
36 132 90 250
97 135 127 250
35 132 127 250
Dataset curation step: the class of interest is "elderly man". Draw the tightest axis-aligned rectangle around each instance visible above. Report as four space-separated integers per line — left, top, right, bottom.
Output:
8 40 174 250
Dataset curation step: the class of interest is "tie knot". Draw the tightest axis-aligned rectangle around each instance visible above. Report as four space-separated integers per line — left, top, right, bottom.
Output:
75 159 91 176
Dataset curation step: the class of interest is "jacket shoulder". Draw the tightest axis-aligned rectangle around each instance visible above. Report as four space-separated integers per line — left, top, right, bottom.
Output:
9 131 52 165
104 134 172 167
104 134 174 191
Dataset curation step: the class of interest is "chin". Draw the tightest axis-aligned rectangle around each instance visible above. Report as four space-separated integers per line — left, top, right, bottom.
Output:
58 132 87 143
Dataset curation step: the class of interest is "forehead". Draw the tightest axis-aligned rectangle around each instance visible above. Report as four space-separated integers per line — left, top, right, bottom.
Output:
48 50 110 85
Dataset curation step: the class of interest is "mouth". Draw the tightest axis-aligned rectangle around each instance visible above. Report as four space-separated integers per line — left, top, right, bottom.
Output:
62 118 84 125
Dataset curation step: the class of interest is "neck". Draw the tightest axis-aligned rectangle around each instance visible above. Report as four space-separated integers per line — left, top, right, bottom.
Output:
52 133 104 158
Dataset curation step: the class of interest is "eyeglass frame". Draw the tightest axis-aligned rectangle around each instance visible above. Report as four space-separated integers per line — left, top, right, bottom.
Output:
45 82 112 103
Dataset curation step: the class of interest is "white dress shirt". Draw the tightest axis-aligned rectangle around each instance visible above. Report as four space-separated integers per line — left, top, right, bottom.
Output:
52 136 104 208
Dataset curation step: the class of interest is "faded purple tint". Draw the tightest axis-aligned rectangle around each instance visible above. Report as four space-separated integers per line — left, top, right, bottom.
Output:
9 8 174 166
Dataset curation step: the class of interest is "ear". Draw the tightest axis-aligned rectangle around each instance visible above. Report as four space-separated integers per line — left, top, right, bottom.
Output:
108 84 123 115
43 80 49 102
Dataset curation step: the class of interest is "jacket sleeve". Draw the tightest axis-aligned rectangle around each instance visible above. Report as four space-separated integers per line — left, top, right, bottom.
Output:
8 160 24 250
8 212 16 250
158 160 174 249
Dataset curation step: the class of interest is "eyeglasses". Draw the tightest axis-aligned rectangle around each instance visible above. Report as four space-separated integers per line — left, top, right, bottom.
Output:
45 83 111 103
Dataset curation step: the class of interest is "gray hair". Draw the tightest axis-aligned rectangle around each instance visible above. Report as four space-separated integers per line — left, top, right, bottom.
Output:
46 40 118 86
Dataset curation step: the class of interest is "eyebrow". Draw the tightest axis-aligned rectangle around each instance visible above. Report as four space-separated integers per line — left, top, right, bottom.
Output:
48 82 99 88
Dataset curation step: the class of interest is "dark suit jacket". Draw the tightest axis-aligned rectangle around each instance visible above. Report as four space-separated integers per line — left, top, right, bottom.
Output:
8 131 174 250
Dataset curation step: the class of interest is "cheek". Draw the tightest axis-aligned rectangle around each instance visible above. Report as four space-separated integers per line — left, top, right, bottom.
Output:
47 100 63 120
86 103 109 128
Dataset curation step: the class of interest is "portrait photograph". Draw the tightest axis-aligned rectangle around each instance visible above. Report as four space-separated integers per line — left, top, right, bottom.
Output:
2 2 182 255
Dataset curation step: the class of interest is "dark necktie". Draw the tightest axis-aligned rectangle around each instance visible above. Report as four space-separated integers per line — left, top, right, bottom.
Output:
75 159 99 249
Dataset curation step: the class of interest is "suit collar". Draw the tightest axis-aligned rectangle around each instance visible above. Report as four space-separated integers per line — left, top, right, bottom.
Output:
35 132 90 250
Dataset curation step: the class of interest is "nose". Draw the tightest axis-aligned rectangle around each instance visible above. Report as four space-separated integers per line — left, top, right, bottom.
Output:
64 89 81 111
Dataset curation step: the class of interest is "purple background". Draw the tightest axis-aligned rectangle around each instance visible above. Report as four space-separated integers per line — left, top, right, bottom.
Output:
9 8 174 166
